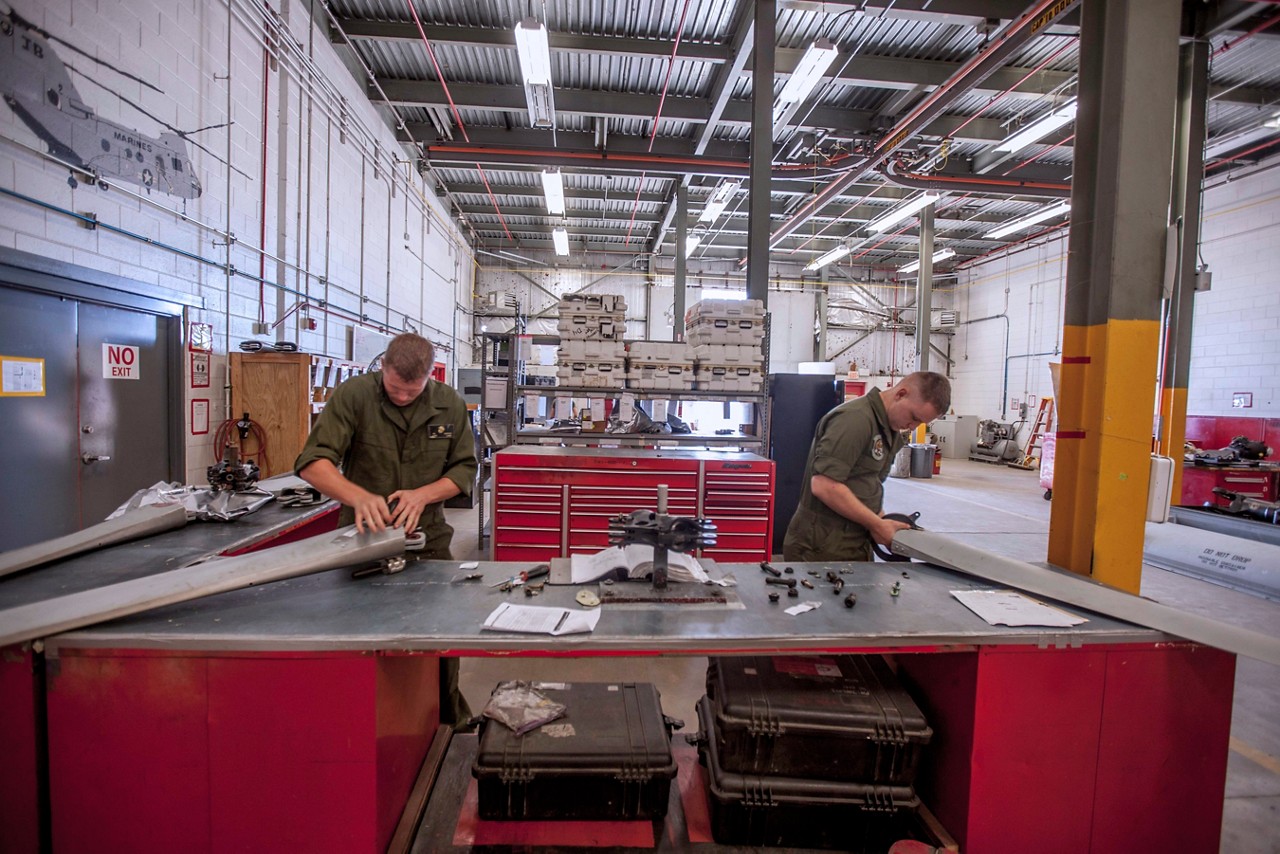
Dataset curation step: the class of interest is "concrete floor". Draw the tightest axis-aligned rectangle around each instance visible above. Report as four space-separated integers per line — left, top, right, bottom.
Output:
446 457 1280 852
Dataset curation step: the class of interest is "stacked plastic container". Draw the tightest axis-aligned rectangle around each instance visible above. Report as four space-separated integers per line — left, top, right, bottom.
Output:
685 298 766 392
695 654 934 850
556 294 626 388
626 341 696 391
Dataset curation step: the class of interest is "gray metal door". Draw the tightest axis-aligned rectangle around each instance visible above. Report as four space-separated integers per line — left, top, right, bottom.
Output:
77 301 172 526
0 286 79 549
0 285 176 550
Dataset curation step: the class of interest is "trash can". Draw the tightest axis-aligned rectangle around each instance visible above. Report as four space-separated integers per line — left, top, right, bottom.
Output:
889 445 912 478
909 443 936 478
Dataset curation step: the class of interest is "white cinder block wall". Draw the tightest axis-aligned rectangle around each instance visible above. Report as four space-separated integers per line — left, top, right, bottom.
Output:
1189 156 1280 416
945 239 1068 424
0 0 470 482
949 152 1280 427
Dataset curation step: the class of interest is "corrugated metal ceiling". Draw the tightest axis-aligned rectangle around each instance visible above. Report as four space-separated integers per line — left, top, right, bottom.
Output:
327 0 1280 262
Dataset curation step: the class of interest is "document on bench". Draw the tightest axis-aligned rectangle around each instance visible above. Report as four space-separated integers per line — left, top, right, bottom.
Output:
482 602 602 636
569 545 709 584
951 589 1087 628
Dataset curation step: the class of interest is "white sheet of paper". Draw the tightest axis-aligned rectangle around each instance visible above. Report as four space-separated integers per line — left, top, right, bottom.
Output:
652 399 668 421
482 602 602 635
951 589 1087 627
784 601 822 616
570 547 628 583
589 398 605 421
619 393 635 420
555 396 572 420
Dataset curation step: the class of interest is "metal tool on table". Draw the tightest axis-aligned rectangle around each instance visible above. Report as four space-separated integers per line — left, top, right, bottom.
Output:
607 484 716 589
490 563 550 592
207 443 260 492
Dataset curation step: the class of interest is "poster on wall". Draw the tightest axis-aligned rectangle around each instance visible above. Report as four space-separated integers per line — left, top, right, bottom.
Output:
190 352 210 388
0 355 45 396
190 399 209 435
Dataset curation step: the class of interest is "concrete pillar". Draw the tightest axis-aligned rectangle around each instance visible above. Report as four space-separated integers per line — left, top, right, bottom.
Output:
915 205 934 372
1160 39 1210 503
1048 0 1182 592
674 184 688 341
746 0 774 306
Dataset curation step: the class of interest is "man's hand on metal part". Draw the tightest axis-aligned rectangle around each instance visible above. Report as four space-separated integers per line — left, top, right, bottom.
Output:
872 515 912 546
352 489 394 534
387 487 430 534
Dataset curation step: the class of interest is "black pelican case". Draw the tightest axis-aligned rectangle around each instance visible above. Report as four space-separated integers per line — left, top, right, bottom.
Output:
472 681 678 821
696 696 922 850
704 654 931 784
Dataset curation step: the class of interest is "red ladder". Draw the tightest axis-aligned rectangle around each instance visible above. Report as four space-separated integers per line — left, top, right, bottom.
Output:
1013 398 1055 468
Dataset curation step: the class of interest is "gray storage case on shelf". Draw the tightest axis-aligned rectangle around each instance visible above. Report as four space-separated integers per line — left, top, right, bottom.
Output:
472 681 678 821
704 654 932 784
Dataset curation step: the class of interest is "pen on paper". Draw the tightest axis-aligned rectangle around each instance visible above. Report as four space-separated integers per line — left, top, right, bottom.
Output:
553 611 569 633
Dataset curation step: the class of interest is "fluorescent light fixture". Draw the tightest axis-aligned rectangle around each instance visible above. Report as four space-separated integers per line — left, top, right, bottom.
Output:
985 200 1072 239
805 243 851 272
698 180 740 223
995 100 1077 153
685 228 705 257
540 168 565 215
551 227 569 255
514 18 555 128
776 38 838 112
899 247 956 274
865 192 940 234
1204 122 1280 158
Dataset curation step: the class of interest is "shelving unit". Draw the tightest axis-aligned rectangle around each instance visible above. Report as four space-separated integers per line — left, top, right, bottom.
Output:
474 321 772 553
229 351 367 477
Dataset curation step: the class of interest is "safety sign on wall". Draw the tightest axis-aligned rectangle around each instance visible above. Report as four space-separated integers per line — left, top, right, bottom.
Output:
103 344 141 380
190 352 210 388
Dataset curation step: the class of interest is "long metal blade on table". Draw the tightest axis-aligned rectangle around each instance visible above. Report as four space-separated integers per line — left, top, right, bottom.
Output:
0 526 405 648
0 504 190 579
893 529 1280 667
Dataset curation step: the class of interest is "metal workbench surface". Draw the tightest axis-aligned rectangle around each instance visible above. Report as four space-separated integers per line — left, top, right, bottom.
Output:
41 554 1166 654
0 499 336 611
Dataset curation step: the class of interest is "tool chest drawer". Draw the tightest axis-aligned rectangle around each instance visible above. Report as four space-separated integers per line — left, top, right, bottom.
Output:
493 447 774 561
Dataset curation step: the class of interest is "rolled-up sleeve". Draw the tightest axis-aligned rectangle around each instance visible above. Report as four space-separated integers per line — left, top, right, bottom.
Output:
294 383 358 474
811 409 872 484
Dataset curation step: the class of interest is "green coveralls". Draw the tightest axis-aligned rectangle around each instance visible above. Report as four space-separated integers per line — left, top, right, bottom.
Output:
295 371 478 726
782 387 907 563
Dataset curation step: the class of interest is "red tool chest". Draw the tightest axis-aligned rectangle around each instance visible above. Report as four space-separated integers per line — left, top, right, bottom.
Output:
492 446 774 562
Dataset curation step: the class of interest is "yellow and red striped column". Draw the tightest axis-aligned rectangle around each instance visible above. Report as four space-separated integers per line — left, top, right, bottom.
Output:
1047 0 1182 593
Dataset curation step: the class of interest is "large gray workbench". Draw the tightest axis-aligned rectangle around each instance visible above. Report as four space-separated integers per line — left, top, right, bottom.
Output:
0 519 1237 854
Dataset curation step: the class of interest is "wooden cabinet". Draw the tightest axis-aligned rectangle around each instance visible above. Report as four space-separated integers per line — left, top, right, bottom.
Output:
229 352 367 477
492 446 775 562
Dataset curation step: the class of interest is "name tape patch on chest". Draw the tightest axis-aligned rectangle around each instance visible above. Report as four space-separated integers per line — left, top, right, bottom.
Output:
428 424 455 439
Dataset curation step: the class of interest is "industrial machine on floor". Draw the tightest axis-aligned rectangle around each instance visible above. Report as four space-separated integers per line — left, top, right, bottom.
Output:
969 420 1021 464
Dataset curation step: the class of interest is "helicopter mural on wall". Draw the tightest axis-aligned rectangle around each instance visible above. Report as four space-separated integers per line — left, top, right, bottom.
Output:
1 9 203 199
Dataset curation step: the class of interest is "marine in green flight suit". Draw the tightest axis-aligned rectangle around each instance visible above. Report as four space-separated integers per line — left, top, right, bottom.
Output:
783 372 951 563
295 333 477 726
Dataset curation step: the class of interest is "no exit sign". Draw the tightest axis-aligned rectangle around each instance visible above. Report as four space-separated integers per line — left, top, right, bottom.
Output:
103 344 141 380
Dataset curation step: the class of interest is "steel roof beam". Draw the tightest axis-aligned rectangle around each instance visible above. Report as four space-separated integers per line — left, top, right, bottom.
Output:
376 80 1014 142
332 18 732 63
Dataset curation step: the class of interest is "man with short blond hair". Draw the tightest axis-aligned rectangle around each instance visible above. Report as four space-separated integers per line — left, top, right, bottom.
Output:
783 371 950 562
296 332 477 725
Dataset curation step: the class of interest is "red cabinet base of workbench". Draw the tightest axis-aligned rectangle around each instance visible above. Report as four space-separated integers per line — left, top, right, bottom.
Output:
45 649 439 854
899 644 1235 854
